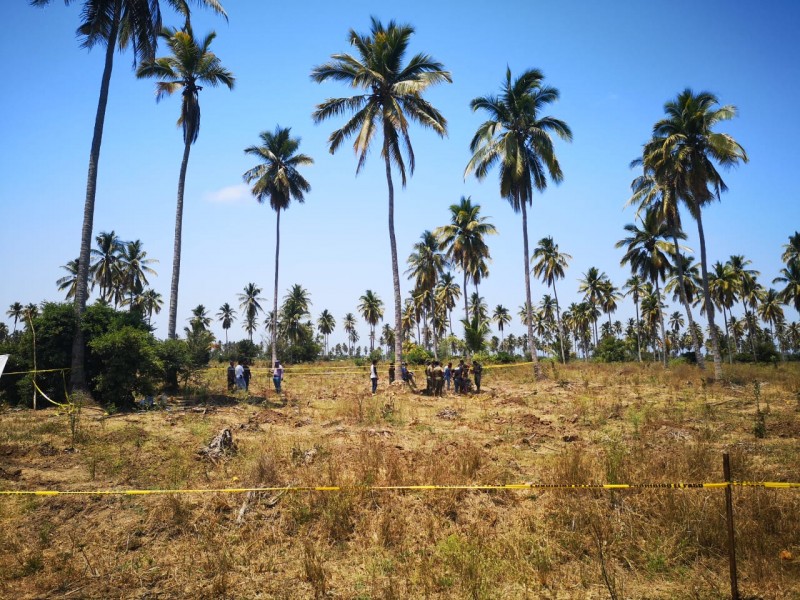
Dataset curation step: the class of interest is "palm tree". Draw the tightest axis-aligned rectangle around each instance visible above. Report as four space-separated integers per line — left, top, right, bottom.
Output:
622 275 645 362
7 302 24 333
578 267 609 346
615 209 677 367
531 236 571 363
774 261 800 313
435 272 461 335
243 126 313 366
312 17 452 366
708 261 739 363
643 89 748 379
238 283 264 343
782 232 800 265
358 290 385 352
381 323 395 355
434 197 497 329
669 311 685 336
137 26 233 339
343 313 358 356
317 310 336 356
57 259 82 301
189 304 211 332
406 230 446 356
280 284 312 349
216 302 236 344
728 255 760 360
466 68 572 377
492 305 511 342
139 289 163 326
91 230 124 302
118 239 158 308
758 289 785 352
33 0 226 390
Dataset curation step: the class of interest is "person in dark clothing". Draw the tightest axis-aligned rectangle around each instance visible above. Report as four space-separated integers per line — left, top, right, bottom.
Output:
472 361 482 393
243 361 251 391
388 363 396 384
453 360 464 394
227 361 236 392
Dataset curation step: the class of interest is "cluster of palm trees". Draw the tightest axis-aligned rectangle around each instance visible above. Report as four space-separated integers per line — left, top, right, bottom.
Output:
56 231 162 323
28 4 799 382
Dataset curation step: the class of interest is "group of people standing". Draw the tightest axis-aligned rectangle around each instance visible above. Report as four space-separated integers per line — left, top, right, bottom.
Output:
381 359 483 396
227 360 284 394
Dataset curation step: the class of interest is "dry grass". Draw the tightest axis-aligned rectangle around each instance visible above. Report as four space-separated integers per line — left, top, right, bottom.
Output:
1 361 799 599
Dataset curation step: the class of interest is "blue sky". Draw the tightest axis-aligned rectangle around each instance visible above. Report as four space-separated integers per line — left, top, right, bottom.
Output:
1 0 798 347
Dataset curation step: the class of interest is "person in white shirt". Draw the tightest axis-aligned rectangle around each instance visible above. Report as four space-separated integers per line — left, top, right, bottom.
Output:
273 361 284 393
235 361 245 390
370 360 378 394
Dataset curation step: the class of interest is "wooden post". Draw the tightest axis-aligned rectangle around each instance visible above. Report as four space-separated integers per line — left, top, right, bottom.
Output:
723 453 739 600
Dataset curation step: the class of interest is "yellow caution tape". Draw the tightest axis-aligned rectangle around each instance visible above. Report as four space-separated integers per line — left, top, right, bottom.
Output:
1 481 797 497
2 367 70 376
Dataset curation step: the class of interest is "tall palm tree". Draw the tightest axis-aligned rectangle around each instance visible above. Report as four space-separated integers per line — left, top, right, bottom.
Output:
708 261 739 363
434 197 497 329
118 239 158 308
466 68 572 376
406 230 446 356
615 209 678 367
727 255 760 360
531 236 571 362
188 304 211 332
317 309 336 356
643 89 748 378
137 25 233 339
7 302 24 333
243 126 313 366
381 323 395 355
435 272 461 335
578 267 609 347
622 275 645 362
238 283 264 343
280 284 312 347
492 304 511 342
57 259 82 301
358 290 385 352
216 302 236 344
774 261 800 313
312 17 452 366
139 289 163 326
782 232 800 265
33 0 226 390
343 312 358 356
90 230 124 302
758 289 785 351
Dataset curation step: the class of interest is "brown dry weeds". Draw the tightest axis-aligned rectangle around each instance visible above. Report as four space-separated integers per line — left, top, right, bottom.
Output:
0 361 799 599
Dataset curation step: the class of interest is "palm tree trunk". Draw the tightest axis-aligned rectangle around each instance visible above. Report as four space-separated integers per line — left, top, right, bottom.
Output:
633 297 642 362
722 306 733 364
384 153 403 365
430 297 439 360
167 140 192 339
553 282 566 363
272 208 281 367
695 212 723 379
520 200 541 378
671 235 705 370
71 0 122 391
742 302 757 361
655 281 668 366
463 270 469 328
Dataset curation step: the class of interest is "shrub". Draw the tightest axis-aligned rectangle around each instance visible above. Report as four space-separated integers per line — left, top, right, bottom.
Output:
158 339 192 393
593 335 633 363
402 343 432 365
89 326 162 409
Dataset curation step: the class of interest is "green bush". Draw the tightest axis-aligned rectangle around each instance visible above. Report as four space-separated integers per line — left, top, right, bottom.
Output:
402 343 432 365
593 335 633 363
90 326 162 409
158 339 192 393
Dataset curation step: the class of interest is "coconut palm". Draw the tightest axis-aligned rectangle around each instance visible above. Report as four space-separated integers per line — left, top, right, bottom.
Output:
381 323 395 355
492 304 511 342
33 0 226 389
90 231 124 302
358 290 385 352
774 261 800 313
312 17 451 366
578 267 609 346
531 236 571 362
708 261 739 363
406 230 446 356
139 289 163 326
137 26 233 339
466 67 572 377
435 272 461 335
317 309 336 356
188 304 211 332
616 209 678 367
622 275 645 362
243 126 313 365
433 197 496 334
57 259 82 301
238 283 264 343
782 232 800 265
7 302 24 333
643 89 748 378
216 302 236 344
669 311 685 335
343 313 358 356
758 289 785 351
728 255 760 360
118 239 158 308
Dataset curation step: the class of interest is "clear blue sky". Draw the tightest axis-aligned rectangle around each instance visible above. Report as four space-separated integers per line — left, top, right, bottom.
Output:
1 0 798 347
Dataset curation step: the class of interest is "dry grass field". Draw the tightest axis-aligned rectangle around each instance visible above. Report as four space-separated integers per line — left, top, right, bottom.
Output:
1 361 799 599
